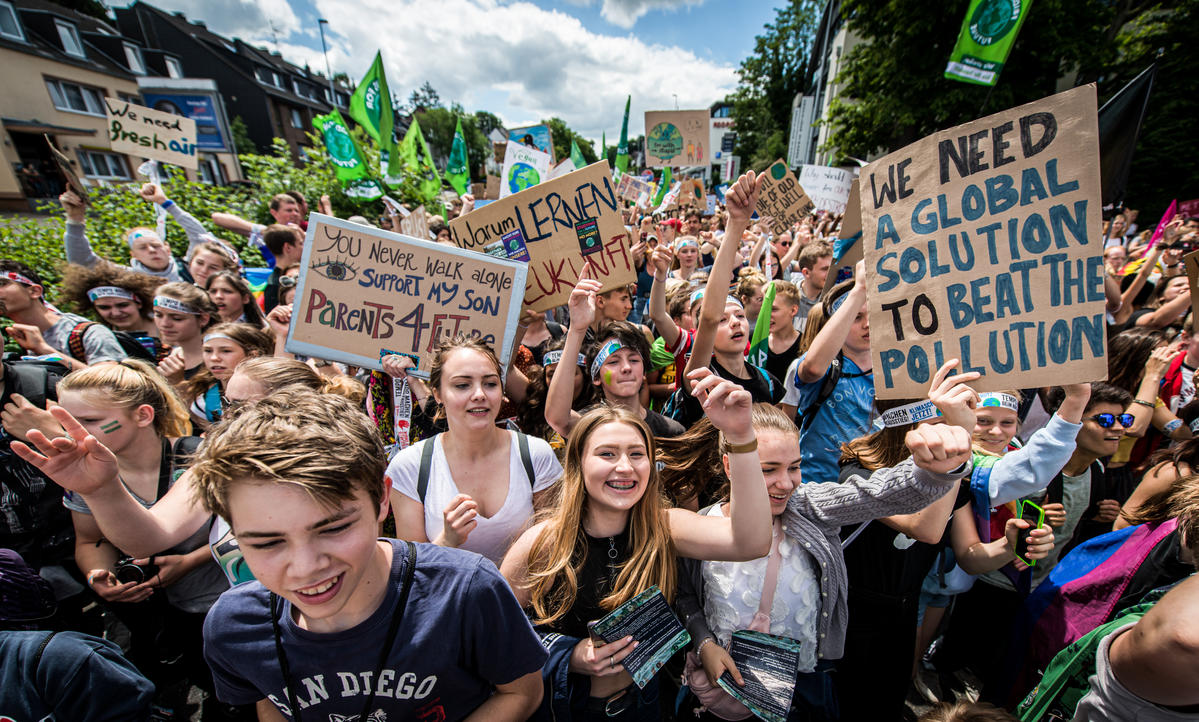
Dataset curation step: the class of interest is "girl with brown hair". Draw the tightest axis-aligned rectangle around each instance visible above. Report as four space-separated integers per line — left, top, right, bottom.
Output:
177 322 274 427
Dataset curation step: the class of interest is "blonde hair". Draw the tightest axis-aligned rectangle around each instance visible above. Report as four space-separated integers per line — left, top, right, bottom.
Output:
190 389 386 521
58 359 190 437
524 406 676 627
234 357 366 404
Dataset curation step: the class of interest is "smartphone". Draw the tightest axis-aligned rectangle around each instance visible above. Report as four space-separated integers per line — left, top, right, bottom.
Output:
1013 500 1045 566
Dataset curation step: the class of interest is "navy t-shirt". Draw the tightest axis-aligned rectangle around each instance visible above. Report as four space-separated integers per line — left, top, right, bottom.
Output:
203 539 547 720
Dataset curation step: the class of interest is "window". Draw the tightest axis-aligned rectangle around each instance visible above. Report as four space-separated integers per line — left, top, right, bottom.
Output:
118 92 140 104
273 72 285 88
78 150 129 179
45 78 105 115
123 43 145 74
164 56 183 79
0 1 24 41
255 66 273 85
55 20 84 57
198 155 226 185
289 108 303 129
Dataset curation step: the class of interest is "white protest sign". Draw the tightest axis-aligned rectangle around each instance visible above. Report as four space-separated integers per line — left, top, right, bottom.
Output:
104 98 198 169
500 142 552 199
798 164 854 214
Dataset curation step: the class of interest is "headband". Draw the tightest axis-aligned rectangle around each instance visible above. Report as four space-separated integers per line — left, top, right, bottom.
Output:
542 350 586 367
1 270 37 286
590 339 625 381
879 399 942 427
126 228 160 246
153 295 201 315
827 289 850 316
675 238 698 250
978 392 1020 412
203 332 235 344
690 289 705 306
1188 418 1199 435
86 286 135 302
724 296 744 310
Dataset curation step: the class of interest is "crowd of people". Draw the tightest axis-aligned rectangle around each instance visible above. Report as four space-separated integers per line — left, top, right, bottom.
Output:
0 169 1196 722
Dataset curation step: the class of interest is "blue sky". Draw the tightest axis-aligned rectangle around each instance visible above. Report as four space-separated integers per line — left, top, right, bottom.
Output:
120 0 782 149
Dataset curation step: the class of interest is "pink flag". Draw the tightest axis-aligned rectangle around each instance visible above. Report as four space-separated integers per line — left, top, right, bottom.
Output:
1146 199 1178 249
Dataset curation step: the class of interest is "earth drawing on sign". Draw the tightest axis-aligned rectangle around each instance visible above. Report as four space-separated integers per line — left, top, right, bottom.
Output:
647 122 683 162
508 162 540 194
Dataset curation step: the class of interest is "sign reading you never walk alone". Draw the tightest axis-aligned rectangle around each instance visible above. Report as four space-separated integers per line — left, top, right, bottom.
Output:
286 214 527 378
447 161 635 312
861 85 1107 399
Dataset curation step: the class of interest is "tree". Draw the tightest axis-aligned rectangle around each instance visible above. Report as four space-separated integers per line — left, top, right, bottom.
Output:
474 110 505 139
229 116 257 156
728 0 821 170
415 103 491 182
824 0 1168 160
542 117 597 165
406 82 442 113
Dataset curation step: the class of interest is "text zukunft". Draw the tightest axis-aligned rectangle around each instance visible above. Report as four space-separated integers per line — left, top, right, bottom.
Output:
862 86 1106 399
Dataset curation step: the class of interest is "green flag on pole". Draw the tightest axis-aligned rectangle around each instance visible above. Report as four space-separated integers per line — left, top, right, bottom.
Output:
615 95 631 174
446 117 470 196
348 51 393 144
944 0 1033 86
570 139 587 169
313 109 382 200
746 281 776 368
651 167 671 207
399 117 442 203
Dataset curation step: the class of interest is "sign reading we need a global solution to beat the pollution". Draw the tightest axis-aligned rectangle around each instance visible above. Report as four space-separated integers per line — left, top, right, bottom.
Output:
861 85 1107 399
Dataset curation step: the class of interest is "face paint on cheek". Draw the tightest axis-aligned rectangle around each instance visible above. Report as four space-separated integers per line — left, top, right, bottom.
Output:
100 420 121 434
603 369 614 386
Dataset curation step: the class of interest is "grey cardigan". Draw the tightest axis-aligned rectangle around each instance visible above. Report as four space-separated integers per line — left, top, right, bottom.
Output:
677 457 970 662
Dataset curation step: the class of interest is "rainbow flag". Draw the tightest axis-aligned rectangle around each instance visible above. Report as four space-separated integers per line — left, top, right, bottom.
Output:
245 267 274 305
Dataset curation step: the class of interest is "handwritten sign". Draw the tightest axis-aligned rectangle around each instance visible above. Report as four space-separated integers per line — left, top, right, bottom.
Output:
756 160 815 234
400 205 429 240
861 85 1106 399
508 124 555 160
679 177 705 208
44 135 88 200
286 214 527 378
104 98 198 169
500 142 552 199
644 110 709 168
617 173 652 204
798 165 855 214
448 161 635 312
832 180 863 284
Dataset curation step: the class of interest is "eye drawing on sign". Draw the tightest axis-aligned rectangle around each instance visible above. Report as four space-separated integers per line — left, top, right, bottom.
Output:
310 256 359 282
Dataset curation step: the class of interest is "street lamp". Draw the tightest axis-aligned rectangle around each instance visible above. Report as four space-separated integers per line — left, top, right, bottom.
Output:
318 19 335 103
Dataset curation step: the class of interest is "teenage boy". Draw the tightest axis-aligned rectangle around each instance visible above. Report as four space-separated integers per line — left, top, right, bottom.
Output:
0 260 126 369
763 280 802 384
547 271 684 440
938 382 1132 703
780 269 873 485
16 390 546 720
259 225 307 311
675 171 784 428
791 241 833 329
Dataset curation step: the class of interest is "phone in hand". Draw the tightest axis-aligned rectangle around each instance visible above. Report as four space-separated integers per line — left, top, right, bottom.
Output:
1014 499 1045 567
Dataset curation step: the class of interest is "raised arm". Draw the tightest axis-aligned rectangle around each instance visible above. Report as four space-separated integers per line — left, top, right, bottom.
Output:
667 369 771 561
797 261 865 383
210 211 256 238
141 183 207 257
986 383 1089 505
545 269 598 439
647 245 681 348
59 191 104 268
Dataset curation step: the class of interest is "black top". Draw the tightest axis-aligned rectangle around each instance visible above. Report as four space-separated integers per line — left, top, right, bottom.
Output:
645 409 685 439
676 358 783 428
552 528 631 639
764 335 802 387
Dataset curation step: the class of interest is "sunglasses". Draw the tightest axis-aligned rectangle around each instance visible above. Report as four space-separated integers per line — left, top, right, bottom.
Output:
279 275 297 288
1088 413 1133 428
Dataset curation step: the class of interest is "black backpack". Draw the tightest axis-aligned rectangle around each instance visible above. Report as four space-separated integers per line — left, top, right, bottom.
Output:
67 321 157 364
416 432 536 503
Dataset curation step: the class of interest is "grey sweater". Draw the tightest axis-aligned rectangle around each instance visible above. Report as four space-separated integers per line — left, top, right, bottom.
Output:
63 202 209 281
678 457 970 662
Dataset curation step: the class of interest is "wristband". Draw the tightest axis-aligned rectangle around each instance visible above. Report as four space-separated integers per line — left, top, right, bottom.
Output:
160 199 174 210
725 438 758 454
1164 418 1183 434
696 637 716 655
1131 398 1155 408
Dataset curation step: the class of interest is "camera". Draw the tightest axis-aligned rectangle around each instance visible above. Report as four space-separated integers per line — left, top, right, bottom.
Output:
113 555 159 585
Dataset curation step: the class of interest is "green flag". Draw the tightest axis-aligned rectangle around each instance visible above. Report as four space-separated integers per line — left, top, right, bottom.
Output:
446 117 470 196
944 0 1033 86
400 117 442 203
615 95 630 174
651 167 671 207
570 139 587 170
313 109 382 200
746 281 776 368
348 51 394 144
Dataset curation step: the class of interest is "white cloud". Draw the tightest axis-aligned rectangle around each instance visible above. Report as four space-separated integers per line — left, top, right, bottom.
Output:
130 0 302 45
307 0 736 143
598 0 704 29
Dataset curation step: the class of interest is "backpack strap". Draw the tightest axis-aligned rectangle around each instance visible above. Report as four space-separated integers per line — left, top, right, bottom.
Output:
798 352 843 432
417 438 436 504
32 631 58 669
67 320 94 362
517 431 535 488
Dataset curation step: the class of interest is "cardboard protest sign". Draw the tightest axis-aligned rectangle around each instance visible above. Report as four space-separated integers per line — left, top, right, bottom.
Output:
1184 249 1199 327
831 180 863 285
500 142 552 199
399 205 429 240
44 135 88 200
861 85 1106 399
104 98 198 169
798 164 855 214
470 182 486 198
679 177 705 208
447 161 636 312
616 173 652 203
755 160 815 234
644 110 709 167
485 175 500 200
549 158 576 180
286 214 527 378
705 194 717 216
